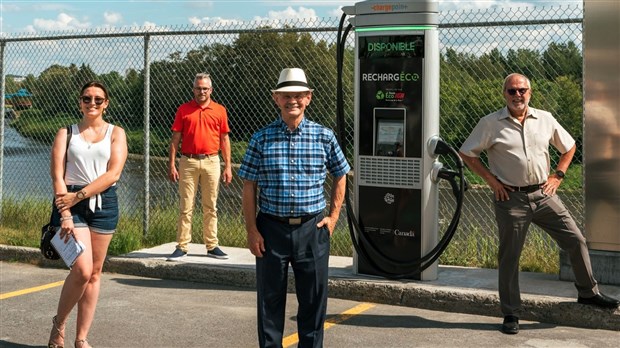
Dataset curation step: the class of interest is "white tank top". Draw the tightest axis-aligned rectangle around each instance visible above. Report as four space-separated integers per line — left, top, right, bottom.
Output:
65 123 115 211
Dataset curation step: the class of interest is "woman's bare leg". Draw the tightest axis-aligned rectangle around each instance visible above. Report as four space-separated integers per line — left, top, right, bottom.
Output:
75 230 113 343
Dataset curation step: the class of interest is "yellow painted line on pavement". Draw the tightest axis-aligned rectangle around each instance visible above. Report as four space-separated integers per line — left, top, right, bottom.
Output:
282 302 376 347
0 280 64 300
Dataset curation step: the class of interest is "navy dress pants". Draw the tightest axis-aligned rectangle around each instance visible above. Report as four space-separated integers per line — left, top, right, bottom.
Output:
255 212 330 348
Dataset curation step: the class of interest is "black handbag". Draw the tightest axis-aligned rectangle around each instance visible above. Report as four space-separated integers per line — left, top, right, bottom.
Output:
40 125 71 260
40 218 60 260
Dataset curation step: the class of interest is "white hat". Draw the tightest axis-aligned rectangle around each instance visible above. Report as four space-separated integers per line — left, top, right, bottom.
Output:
271 68 314 93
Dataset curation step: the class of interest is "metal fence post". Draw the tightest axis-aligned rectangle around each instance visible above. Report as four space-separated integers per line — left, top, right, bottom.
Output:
143 33 151 237
0 40 6 222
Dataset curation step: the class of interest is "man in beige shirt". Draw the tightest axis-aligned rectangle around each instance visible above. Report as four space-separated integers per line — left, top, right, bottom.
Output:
459 73 619 334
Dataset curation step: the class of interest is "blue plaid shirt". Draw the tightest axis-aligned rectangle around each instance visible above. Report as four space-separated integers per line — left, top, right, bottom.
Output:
238 117 350 217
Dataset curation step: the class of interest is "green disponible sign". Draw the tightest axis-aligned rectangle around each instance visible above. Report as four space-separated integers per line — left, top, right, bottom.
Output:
368 41 417 52
360 35 424 59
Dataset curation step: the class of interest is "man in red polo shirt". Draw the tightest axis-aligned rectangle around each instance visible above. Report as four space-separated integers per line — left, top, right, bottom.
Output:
167 73 232 261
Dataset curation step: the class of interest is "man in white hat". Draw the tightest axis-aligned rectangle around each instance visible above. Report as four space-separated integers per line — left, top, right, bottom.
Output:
238 68 351 347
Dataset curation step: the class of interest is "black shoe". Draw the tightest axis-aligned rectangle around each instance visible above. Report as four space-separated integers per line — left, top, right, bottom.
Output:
166 248 187 262
578 293 620 309
501 315 519 334
207 246 229 259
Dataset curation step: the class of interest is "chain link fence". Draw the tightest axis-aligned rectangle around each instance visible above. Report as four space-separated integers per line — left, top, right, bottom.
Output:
437 5 583 271
1 5 583 266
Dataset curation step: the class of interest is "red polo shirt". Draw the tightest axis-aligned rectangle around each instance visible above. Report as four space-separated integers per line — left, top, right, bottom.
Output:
171 99 230 155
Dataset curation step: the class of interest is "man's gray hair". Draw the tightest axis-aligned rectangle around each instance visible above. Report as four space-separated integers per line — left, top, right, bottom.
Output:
194 73 212 85
503 73 531 90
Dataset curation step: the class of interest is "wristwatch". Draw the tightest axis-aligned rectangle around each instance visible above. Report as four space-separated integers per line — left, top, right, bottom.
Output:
555 170 565 179
76 190 86 200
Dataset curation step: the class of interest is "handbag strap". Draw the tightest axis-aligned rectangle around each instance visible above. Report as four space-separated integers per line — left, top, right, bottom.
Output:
65 125 72 174
50 125 73 226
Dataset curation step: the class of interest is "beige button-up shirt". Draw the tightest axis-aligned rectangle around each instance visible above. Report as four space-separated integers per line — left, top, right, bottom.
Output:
460 106 575 187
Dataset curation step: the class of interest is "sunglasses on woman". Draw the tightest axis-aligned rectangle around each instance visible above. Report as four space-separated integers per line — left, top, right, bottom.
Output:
80 96 106 105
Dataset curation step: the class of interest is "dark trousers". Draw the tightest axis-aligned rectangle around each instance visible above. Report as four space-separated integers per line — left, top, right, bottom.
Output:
494 190 598 316
255 213 330 348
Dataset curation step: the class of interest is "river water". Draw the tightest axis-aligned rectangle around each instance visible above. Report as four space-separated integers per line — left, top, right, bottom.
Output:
1 126 180 212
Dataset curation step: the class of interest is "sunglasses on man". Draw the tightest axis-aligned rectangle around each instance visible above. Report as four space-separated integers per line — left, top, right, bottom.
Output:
506 88 529 96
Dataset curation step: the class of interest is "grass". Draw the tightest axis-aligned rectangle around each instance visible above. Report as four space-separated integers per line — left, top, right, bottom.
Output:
0 198 251 256
0 197 559 274
438 226 559 274
1 199 49 249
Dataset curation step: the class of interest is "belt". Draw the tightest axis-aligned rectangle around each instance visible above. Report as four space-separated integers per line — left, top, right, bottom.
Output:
261 212 320 225
182 153 218 159
510 183 544 193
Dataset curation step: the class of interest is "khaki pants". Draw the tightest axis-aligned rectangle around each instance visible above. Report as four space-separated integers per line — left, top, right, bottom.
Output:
494 189 599 317
176 155 220 251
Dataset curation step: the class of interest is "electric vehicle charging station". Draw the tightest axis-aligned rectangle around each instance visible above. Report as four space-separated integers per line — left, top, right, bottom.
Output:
337 0 466 281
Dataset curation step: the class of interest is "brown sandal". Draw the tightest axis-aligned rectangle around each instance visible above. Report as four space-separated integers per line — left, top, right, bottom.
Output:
75 338 92 348
48 315 65 348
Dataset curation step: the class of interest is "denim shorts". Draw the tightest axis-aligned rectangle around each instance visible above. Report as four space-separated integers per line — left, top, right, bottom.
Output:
52 185 119 234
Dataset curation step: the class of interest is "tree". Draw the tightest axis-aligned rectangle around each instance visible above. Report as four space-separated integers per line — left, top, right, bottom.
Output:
149 51 191 133
74 64 98 89
32 64 77 116
213 28 340 140
121 68 145 129
5 76 20 94
474 48 508 79
542 41 582 81
505 48 545 81
99 71 129 126
439 60 503 148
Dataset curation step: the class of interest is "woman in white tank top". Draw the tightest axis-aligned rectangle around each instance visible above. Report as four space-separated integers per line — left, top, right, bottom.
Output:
48 81 128 348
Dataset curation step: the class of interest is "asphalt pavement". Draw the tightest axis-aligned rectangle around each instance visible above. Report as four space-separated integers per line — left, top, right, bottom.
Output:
2 261 620 348
1 241 619 338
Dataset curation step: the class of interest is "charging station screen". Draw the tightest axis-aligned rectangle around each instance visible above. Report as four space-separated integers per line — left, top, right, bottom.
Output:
358 34 424 158
377 120 403 144
375 111 405 157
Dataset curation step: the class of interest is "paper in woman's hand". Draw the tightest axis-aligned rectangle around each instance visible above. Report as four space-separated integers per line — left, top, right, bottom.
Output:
51 227 86 269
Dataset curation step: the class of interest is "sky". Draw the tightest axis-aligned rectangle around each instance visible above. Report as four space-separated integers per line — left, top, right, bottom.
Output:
0 0 582 35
